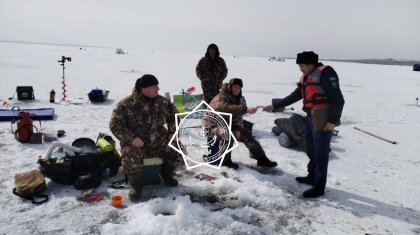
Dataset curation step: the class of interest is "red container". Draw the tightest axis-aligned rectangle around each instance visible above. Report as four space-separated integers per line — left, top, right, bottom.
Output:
112 195 122 207
17 112 33 143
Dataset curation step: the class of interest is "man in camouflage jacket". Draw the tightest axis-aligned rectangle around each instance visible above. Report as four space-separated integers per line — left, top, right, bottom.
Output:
196 43 228 104
110 74 183 199
208 78 277 169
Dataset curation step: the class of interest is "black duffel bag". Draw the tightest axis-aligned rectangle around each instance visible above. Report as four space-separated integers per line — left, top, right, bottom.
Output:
71 152 120 175
39 152 121 185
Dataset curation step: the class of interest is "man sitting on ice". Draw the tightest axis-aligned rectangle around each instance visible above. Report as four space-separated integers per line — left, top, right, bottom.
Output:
109 75 184 200
207 78 278 169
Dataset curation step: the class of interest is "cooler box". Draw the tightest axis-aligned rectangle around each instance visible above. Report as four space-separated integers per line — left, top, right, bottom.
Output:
143 157 163 185
17 86 34 100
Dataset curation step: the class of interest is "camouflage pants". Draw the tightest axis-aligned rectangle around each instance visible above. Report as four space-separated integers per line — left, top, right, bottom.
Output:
202 85 221 104
223 126 266 161
120 141 184 175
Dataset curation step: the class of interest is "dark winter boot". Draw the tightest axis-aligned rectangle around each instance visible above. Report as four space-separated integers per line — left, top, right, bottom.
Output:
127 174 144 200
161 163 178 187
295 175 314 186
221 158 239 169
257 155 278 168
302 187 325 198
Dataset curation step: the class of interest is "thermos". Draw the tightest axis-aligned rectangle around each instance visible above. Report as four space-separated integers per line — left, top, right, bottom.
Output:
17 112 33 143
97 138 114 152
50 89 56 103
165 92 171 102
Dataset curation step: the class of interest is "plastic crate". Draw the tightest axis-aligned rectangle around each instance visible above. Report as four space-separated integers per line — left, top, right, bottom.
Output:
17 86 34 100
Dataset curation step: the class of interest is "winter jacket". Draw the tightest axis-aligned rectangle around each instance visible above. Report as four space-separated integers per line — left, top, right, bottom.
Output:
196 57 228 86
299 65 333 109
109 88 177 148
209 83 247 132
272 63 345 123
196 56 228 103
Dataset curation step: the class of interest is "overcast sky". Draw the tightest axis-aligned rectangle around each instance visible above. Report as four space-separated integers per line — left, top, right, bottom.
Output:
1 0 419 60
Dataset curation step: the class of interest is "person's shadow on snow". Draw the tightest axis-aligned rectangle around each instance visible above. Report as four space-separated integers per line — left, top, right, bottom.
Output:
319 187 420 229
251 128 274 138
280 171 420 229
89 99 115 106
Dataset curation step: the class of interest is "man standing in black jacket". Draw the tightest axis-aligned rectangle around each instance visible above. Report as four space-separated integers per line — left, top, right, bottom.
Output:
264 51 345 198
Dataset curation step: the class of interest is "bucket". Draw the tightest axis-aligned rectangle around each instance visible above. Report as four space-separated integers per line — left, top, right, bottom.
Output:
112 195 123 207
71 138 96 154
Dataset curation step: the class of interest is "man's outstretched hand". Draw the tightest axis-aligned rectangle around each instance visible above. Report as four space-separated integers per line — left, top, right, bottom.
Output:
247 107 257 114
263 105 274 113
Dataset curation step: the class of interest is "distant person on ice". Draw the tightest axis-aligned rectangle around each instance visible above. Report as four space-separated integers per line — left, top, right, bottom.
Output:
196 43 228 104
264 51 345 198
109 74 184 200
207 78 277 169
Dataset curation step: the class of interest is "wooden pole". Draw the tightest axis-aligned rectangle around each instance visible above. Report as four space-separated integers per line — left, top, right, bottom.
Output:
354 127 397 144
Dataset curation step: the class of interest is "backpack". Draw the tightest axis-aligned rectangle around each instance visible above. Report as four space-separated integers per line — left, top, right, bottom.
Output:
13 169 48 204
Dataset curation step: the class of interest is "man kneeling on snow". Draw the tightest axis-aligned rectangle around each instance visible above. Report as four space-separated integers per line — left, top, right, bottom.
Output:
109 74 184 200
208 78 277 169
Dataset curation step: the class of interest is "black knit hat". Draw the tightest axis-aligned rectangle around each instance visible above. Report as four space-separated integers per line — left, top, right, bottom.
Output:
135 74 159 92
205 43 220 58
229 78 243 88
296 51 318 65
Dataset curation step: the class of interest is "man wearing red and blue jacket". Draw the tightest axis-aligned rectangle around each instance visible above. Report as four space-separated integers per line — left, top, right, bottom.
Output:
264 51 345 198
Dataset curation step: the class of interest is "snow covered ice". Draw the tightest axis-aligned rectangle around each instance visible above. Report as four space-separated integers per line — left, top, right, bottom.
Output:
0 42 419 235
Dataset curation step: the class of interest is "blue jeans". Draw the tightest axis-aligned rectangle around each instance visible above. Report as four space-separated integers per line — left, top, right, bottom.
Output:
305 115 333 190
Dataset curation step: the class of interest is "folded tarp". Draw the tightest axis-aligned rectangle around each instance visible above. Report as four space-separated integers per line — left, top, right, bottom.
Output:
0 106 54 121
